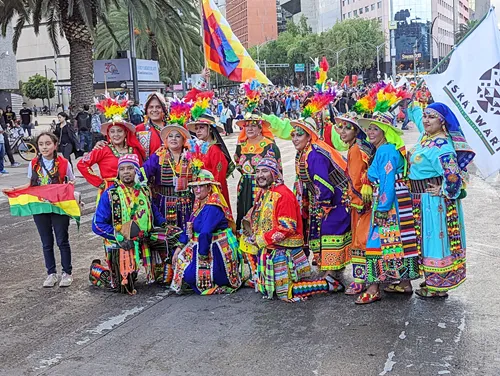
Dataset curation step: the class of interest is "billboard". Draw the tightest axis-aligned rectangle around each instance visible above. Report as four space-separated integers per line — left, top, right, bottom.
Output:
93 59 132 83
136 59 160 82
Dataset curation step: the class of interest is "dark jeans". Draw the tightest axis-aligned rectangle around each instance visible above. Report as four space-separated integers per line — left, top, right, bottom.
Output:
22 123 32 137
3 135 15 164
59 143 73 167
0 143 5 171
80 131 92 152
33 213 72 275
224 118 233 134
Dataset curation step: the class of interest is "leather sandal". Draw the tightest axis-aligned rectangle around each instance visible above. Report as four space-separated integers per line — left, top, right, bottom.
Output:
355 291 382 305
415 287 448 299
383 283 413 294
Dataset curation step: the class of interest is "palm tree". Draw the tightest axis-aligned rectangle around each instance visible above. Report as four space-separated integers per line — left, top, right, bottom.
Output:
455 20 479 44
94 2 203 84
0 0 201 111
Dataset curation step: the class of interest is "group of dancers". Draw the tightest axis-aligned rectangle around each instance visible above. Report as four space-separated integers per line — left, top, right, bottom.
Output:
3 69 474 304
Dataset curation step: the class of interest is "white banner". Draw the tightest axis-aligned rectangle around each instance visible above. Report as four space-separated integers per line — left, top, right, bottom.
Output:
425 8 500 177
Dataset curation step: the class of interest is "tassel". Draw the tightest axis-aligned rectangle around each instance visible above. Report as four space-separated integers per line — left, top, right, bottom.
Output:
361 184 373 204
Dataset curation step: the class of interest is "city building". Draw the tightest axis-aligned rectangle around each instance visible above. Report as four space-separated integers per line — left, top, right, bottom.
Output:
15 23 71 108
317 0 342 32
214 0 227 18
0 21 21 110
469 0 490 20
341 0 470 75
280 0 319 33
226 0 278 48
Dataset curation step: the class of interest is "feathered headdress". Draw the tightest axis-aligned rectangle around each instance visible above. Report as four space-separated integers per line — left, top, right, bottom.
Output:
186 139 209 177
301 91 336 119
190 91 214 121
312 57 329 92
352 82 389 115
168 100 192 126
241 79 261 113
373 84 411 113
95 96 129 123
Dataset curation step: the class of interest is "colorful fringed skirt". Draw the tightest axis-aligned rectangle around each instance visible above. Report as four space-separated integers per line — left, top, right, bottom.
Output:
152 185 193 231
170 229 241 294
365 177 420 284
411 178 466 291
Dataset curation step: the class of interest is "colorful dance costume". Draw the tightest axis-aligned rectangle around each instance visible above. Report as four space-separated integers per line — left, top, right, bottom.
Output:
141 147 193 231
408 103 474 292
92 177 168 293
171 177 241 294
246 158 338 302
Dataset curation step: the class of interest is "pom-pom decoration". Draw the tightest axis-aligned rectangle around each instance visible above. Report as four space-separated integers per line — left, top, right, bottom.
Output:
241 79 261 113
190 91 214 120
186 139 208 177
95 96 129 123
168 101 192 126
312 57 329 92
301 91 336 119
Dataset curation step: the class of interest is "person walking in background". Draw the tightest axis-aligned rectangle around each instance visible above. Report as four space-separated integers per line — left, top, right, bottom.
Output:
33 105 38 118
75 104 92 152
54 112 79 167
19 102 33 137
0 108 20 167
128 100 144 126
0 122 7 175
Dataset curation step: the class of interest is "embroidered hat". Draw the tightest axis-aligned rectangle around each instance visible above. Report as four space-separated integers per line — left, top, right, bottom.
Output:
188 169 220 186
255 157 282 181
186 113 224 134
117 154 140 169
334 112 366 138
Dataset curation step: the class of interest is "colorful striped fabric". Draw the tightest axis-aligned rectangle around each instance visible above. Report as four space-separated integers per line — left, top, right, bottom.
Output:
202 0 272 85
5 184 81 225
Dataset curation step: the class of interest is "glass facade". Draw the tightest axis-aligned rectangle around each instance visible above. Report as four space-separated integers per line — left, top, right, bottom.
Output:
393 0 432 73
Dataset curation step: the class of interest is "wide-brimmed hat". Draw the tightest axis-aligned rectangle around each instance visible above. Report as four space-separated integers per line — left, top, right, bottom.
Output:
290 117 319 138
334 112 366 139
100 120 135 135
188 169 220 186
358 111 404 136
186 113 224 134
235 112 270 129
160 124 191 144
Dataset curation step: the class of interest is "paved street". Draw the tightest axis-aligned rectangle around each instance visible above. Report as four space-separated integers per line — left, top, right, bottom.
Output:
1 126 500 376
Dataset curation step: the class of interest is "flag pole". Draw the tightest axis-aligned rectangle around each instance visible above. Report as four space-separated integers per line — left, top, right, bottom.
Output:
200 0 208 68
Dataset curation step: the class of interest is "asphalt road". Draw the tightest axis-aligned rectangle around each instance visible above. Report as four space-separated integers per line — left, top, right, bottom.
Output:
1 128 500 376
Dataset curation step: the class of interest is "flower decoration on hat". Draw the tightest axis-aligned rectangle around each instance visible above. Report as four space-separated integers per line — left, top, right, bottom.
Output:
95 96 129 123
186 139 209 177
190 91 214 121
168 100 192 126
241 79 261 113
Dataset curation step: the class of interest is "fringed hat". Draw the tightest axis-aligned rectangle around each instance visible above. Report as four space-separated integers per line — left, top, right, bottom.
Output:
95 96 135 134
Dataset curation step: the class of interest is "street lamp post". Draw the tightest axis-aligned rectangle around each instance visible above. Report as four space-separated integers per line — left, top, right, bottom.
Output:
44 65 52 115
128 5 140 102
376 42 385 81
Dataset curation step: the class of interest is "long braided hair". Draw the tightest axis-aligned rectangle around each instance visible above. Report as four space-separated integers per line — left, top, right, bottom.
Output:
30 132 61 186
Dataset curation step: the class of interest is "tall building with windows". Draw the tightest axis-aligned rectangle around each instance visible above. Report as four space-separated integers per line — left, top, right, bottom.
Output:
341 0 470 74
226 0 278 48
469 0 490 20
280 0 341 33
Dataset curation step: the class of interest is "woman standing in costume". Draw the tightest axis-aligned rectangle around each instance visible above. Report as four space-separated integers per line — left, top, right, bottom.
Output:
141 115 194 231
356 102 419 304
170 169 241 294
3 132 75 288
405 102 474 298
186 93 235 209
77 98 146 200
335 112 375 295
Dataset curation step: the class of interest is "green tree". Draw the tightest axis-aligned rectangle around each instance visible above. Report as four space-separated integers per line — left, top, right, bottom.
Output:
23 74 55 103
0 0 198 111
455 20 479 44
93 0 203 84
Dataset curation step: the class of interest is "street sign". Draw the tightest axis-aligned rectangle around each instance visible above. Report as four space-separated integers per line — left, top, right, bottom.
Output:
388 21 397 30
262 63 289 68
295 63 305 72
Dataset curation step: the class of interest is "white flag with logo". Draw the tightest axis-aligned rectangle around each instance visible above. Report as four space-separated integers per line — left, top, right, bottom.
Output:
424 8 500 177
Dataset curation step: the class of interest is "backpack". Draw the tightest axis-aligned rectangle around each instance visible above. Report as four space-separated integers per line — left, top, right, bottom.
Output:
129 107 144 126
76 112 91 131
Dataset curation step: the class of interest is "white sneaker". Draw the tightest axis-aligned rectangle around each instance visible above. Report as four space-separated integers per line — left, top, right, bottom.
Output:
59 272 73 287
43 273 58 288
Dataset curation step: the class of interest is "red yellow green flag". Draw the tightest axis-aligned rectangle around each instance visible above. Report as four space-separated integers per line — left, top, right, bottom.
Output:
5 184 81 225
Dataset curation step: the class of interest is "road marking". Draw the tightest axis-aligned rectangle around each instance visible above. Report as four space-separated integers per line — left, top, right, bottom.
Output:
86 306 145 335
379 351 396 375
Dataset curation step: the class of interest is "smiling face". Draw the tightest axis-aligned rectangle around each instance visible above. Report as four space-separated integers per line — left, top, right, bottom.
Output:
255 166 274 189
338 121 359 144
366 124 386 147
291 127 311 151
245 121 262 140
194 123 210 141
37 135 57 158
108 125 126 147
423 110 444 135
192 184 211 201
166 130 184 152
118 164 136 185
146 97 164 123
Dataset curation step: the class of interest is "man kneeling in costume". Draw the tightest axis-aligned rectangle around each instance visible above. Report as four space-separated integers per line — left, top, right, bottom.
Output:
92 154 180 294
243 158 343 302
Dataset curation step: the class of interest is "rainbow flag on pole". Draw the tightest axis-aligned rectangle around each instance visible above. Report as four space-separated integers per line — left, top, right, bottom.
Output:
5 185 81 225
202 0 272 85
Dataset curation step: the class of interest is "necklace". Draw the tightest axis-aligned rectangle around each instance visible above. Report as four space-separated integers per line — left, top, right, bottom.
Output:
109 143 132 158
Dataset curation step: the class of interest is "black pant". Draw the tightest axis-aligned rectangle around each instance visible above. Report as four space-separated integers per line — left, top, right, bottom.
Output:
3 134 15 164
33 213 72 275
224 118 233 134
59 143 73 167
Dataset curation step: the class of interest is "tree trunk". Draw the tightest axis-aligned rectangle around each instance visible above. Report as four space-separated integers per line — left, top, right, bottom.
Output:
149 33 159 61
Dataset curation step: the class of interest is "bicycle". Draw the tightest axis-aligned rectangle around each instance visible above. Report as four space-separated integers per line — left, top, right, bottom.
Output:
6 127 37 161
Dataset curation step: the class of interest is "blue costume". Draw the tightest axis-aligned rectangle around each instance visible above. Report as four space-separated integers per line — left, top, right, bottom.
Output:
408 103 474 292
